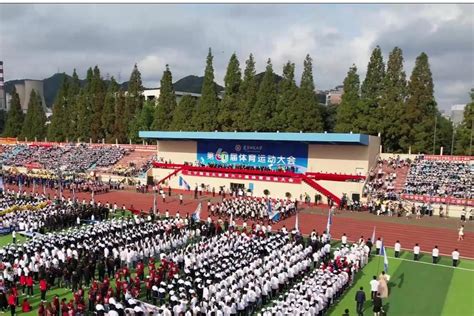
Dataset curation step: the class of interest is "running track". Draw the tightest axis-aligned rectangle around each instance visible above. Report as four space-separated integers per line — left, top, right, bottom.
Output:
6 184 474 259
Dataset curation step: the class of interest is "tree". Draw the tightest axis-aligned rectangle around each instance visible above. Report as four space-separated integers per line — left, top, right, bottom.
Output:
379 47 407 152
335 65 361 132
114 91 128 143
194 48 219 131
102 77 119 142
170 95 197 131
89 66 106 142
129 100 155 142
360 46 385 134
67 69 82 141
0 110 6 135
250 58 277 131
75 90 91 142
401 53 437 153
3 87 24 137
153 64 177 130
127 63 144 114
21 90 46 140
217 53 241 131
292 54 324 132
235 54 258 131
48 75 69 141
454 89 474 155
273 61 297 131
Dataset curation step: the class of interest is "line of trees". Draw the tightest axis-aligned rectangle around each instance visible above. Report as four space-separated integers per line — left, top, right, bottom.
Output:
1 47 472 155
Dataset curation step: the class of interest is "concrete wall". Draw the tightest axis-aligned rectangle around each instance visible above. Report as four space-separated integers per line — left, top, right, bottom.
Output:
308 144 370 174
157 140 197 164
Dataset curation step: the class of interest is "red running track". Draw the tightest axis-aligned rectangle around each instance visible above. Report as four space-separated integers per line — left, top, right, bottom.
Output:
6 184 474 259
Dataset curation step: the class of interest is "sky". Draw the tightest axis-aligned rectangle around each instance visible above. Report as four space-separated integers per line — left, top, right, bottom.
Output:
0 3 473 110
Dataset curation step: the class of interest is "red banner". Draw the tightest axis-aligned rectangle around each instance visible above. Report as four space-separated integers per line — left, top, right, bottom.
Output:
401 194 474 206
423 155 473 161
181 169 302 184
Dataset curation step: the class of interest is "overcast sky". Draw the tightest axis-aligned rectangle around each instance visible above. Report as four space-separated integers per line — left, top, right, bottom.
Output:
0 4 472 110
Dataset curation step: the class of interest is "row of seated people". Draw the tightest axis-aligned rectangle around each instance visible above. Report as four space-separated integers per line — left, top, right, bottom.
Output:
0 144 128 173
403 156 473 199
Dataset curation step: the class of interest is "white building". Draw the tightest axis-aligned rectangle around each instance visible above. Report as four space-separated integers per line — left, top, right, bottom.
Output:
142 88 202 103
450 104 465 126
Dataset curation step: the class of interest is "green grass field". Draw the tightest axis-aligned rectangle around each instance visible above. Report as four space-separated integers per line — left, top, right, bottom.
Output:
329 248 474 316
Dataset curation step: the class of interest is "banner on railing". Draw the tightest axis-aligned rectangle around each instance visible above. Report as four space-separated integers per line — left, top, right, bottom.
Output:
182 169 302 184
401 194 474 206
423 155 473 161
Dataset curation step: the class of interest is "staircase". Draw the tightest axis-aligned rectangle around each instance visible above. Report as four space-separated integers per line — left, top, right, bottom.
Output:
300 174 341 205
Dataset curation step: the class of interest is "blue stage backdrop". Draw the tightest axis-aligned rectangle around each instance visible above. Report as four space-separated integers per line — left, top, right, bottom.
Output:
197 140 308 173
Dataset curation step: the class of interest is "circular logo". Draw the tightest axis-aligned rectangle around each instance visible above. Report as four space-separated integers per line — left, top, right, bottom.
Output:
235 144 242 152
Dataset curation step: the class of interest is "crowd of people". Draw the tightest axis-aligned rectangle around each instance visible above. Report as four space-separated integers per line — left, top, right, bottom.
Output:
210 197 297 222
403 157 473 199
364 156 410 201
0 144 128 173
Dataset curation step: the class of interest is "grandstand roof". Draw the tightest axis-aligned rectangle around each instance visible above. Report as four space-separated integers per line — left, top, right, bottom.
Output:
139 131 371 145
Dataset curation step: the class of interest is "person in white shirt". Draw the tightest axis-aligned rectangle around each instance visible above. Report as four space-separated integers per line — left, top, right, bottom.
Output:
341 233 348 246
413 243 420 261
394 240 401 258
451 249 460 267
432 245 439 264
369 276 379 300
375 238 382 255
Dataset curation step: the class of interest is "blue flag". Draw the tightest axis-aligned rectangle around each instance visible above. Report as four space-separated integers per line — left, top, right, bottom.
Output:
380 239 389 273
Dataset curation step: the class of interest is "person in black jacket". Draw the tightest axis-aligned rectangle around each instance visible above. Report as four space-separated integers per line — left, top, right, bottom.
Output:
355 287 366 316
373 292 383 316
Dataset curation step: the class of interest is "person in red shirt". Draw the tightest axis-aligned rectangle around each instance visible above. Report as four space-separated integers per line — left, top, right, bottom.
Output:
39 278 48 302
26 275 34 297
8 291 15 316
19 273 26 296
22 298 31 312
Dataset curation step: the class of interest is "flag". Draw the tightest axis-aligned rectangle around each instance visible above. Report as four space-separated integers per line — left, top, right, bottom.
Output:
326 209 332 235
371 226 376 243
380 239 389 273
295 212 299 232
0 177 4 192
179 176 190 190
229 212 234 227
266 199 272 216
192 202 202 222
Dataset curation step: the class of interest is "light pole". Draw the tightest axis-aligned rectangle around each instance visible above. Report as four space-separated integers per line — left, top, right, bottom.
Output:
450 121 456 156
432 115 438 155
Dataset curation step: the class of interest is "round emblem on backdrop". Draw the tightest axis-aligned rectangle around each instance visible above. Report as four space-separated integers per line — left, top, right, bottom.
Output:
235 144 242 152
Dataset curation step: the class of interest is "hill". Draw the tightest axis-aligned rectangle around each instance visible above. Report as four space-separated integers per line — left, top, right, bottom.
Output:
173 75 224 94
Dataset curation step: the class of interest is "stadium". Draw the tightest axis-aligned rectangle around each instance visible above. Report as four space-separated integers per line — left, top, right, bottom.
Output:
0 130 471 315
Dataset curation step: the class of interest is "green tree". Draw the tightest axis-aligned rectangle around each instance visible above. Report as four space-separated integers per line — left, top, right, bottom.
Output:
89 66 106 142
153 64 177 130
217 53 241 131
335 65 361 132
102 77 119 143
454 89 474 155
0 110 7 135
67 69 82 141
250 58 277 131
114 90 128 143
194 48 219 131
3 87 24 137
48 75 69 141
292 54 324 132
360 46 385 134
170 95 197 131
379 47 407 152
401 53 438 153
127 63 144 114
75 90 91 142
273 61 297 131
235 54 258 131
129 100 155 142
21 90 46 140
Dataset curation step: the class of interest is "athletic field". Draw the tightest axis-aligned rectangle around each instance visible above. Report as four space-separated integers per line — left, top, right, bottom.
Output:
329 247 474 316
